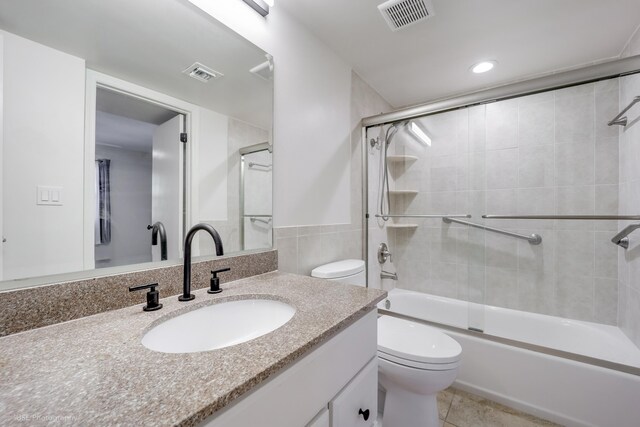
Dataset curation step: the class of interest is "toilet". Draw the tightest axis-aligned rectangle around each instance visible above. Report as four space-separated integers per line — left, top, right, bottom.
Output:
311 259 462 427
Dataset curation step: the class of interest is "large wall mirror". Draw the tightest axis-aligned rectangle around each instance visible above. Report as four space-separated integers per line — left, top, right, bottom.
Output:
0 0 273 290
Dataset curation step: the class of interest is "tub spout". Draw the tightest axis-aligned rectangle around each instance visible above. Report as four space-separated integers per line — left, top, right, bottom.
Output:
381 270 398 280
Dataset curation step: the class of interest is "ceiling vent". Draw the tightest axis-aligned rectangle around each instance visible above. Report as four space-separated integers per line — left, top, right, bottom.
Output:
378 0 434 32
182 62 223 83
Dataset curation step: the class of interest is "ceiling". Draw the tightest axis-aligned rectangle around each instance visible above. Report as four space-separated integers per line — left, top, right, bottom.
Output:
96 112 157 153
97 88 179 126
278 0 640 108
0 0 273 129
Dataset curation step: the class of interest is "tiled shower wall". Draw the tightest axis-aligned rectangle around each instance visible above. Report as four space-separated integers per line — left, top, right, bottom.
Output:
376 80 621 324
274 72 392 275
619 28 640 346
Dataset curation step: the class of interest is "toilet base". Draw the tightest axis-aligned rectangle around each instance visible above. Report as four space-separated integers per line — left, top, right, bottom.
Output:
378 356 458 427
382 384 439 427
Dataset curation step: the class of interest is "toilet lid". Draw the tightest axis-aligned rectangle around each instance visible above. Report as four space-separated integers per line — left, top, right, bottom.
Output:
311 259 365 279
378 315 462 364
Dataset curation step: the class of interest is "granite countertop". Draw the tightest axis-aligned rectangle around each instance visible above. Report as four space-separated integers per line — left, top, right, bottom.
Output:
0 272 386 426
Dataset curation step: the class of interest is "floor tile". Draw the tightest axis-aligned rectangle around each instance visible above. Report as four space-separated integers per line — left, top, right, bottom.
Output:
445 389 560 427
437 387 455 420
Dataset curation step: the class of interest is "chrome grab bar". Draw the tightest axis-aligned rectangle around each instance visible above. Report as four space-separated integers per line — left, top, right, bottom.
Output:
608 96 640 127
443 217 542 245
375 214 471 219
248 162 272 168
611 223 640 249
482 215 640 220
249 216 272 224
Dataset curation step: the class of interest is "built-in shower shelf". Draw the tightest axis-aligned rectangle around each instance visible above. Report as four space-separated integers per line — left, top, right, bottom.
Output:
387 155 418 163
386 223 418 229
389 190 418 196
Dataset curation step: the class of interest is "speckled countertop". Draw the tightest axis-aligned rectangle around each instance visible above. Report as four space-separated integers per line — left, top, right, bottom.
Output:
0 272 386 426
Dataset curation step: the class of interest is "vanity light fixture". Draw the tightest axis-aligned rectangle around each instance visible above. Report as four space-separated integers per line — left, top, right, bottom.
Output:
407 120 431 146
471 60 497 74
242 0 271 17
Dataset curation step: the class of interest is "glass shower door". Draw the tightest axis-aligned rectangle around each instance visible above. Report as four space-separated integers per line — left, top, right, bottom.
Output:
366 107 485 332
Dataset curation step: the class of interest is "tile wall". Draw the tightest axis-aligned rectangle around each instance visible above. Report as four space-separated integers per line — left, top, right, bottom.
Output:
619 27 640 346
274 72 392 276
376 80 621 324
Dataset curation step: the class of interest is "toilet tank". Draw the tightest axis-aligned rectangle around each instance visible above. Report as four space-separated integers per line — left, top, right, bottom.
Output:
311 259 366 286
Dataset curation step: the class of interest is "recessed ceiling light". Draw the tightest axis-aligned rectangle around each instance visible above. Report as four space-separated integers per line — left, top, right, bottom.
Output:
471 60 497 74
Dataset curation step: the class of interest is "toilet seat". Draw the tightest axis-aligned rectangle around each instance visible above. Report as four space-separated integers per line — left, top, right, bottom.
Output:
377 315 462 369
378 349 460 371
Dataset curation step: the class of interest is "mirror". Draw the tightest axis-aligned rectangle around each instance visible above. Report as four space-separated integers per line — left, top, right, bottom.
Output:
0 0 273 290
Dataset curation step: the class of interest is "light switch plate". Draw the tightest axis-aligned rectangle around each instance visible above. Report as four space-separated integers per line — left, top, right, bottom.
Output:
37 186 63 206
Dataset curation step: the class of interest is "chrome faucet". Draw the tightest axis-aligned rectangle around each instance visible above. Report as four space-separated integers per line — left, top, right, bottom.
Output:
179 223 224 301
147 222 168 261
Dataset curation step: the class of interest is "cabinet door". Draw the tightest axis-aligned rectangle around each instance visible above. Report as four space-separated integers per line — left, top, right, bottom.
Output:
330 358 377 427
306 407 329 427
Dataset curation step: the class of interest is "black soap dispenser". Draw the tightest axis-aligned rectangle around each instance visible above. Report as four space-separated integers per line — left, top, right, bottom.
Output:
208 267 231 294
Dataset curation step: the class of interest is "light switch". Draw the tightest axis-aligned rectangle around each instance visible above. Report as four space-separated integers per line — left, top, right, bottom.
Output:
37 186 63 206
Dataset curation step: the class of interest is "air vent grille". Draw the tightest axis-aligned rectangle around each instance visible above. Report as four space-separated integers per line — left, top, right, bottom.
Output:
182 62 223 83
378 0 434 31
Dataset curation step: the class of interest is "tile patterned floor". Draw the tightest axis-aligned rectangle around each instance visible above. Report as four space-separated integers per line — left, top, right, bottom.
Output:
436 388 561 427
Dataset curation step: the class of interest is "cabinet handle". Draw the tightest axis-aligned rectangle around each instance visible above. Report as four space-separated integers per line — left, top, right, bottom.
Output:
358 408 370 421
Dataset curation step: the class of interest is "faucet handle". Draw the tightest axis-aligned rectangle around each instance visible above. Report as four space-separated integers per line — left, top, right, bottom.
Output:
208 268 231 294
212 267 231 276
129 283 163 312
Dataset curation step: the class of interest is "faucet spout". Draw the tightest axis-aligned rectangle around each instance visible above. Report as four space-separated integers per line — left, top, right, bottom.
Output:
147 221 168 261
179 223 224 301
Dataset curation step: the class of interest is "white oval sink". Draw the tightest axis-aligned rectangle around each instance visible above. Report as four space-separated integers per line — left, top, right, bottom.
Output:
141 299 296 353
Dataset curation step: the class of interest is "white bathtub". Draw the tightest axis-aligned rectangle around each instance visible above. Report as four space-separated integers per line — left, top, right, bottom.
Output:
379 288 640 427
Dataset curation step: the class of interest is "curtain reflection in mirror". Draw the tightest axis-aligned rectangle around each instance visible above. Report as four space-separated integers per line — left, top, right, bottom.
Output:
95 159 112 245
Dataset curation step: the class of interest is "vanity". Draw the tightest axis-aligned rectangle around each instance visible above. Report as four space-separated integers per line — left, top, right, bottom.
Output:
0 272 385 426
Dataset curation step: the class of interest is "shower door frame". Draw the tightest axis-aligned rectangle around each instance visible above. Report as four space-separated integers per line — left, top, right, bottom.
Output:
361 54 640 375
239 141 273 251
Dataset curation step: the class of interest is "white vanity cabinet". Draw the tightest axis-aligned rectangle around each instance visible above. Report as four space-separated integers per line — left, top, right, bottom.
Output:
202 309 378 427
330 358 377 426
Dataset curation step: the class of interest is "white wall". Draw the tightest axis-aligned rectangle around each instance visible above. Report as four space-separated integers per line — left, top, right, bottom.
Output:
187 0 352 227
197 109 228 221
1 30 85 280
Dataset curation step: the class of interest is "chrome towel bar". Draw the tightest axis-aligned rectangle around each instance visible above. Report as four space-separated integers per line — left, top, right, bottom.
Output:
611 223 640 249
608 96 640 126
482 215 640 220
443 217 542 245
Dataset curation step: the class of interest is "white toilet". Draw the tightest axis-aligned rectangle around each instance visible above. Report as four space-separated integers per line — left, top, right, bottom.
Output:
311 259 462 427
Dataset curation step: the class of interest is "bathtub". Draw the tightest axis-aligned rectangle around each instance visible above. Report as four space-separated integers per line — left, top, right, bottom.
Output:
378 288 640 427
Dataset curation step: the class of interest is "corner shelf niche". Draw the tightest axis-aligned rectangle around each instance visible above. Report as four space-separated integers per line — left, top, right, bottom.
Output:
387 155 418 163
386 223 418 229
388 190 418 196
